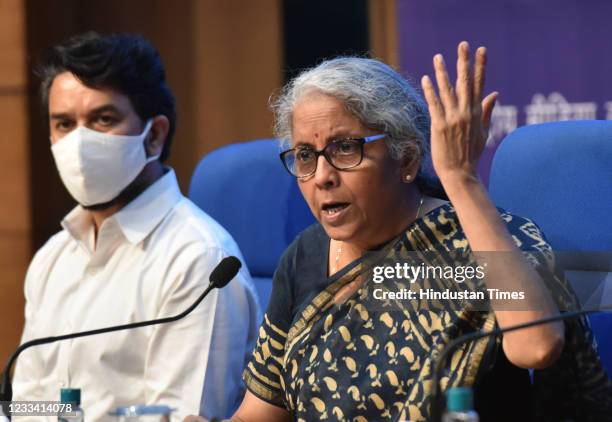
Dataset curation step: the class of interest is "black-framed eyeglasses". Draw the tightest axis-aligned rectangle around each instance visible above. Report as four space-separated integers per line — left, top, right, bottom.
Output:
279 134 386 178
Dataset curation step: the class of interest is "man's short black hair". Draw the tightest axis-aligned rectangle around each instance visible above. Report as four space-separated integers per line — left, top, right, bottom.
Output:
38 32 177 162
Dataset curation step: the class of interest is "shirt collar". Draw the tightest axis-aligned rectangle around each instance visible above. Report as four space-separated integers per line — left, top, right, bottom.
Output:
62 168 183 246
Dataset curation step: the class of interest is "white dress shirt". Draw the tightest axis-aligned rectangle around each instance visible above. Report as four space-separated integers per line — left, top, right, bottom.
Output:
12 168 261 421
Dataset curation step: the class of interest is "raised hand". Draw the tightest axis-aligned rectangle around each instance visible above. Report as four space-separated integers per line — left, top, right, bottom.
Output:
421 41 498 185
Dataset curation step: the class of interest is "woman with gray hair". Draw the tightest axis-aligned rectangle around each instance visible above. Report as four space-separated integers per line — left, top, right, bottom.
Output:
186 42 611 422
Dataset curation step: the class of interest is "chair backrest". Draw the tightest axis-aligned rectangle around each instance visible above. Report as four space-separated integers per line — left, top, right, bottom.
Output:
188 139 315 309
488 120 612 376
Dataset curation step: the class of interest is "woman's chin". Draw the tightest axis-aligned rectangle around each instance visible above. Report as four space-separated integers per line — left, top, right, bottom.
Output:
321 224 358 243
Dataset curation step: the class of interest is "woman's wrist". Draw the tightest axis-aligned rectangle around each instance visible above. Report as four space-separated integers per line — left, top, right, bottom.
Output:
437 169 482 200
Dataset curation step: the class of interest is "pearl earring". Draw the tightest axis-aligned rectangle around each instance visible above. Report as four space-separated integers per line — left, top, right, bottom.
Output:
404 174 412 182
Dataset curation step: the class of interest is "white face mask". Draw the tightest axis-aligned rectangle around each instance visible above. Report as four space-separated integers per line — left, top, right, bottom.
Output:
51 120 158 206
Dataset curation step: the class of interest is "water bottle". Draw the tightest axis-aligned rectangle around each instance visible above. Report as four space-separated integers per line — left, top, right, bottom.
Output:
442 387 479 422
58 388 84 421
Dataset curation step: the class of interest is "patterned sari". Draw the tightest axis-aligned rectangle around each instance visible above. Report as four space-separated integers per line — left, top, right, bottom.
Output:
244 204 612 421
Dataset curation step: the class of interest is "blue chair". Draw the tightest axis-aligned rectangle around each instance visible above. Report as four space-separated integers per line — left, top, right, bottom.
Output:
189 139 315 310
488 120 612 376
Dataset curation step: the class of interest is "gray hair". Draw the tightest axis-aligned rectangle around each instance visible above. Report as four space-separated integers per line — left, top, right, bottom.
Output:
271 56 437 188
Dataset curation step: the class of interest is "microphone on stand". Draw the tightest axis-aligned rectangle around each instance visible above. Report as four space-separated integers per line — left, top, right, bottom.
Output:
428 303 612 422
0 255 242 415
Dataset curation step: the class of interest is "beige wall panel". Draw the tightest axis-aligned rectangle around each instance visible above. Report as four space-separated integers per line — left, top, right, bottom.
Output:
0 95 30 232
369 0 399 67
0 234 28 365
192 0 283 159
0 0 29 370
0 0 26 88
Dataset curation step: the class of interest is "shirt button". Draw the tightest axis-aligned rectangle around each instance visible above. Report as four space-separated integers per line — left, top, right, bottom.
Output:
86 267 98 276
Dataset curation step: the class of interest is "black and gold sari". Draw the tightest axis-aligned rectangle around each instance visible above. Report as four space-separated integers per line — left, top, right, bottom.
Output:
244 204 612 421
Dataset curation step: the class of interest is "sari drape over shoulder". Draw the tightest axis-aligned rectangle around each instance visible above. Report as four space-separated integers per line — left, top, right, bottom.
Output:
244 204 612 421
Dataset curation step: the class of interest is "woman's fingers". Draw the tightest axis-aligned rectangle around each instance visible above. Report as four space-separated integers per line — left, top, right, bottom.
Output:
433 54 457 109
421 75 445 122
455 41 472 112
481 91 499 132
183 416 208 422
424 42 497 155
473 46 488 109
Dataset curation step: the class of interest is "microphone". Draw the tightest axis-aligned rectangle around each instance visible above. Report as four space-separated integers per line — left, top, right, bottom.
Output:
427 303 612 422
209 256 241 289
0 255 242 411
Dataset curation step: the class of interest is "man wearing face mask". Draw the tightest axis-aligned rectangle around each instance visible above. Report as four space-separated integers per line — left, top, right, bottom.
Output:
11 33 261 421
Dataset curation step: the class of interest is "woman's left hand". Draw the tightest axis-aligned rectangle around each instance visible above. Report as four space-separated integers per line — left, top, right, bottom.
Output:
421 42 564 369
421 41 498 185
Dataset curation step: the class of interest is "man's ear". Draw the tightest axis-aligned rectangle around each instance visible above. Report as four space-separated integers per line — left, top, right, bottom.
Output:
145 115 170 158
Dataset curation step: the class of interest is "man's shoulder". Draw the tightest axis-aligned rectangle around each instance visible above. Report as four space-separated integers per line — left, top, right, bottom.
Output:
24 229 74 288
32 229 74 261
156 196 243 255
158 197 259 307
